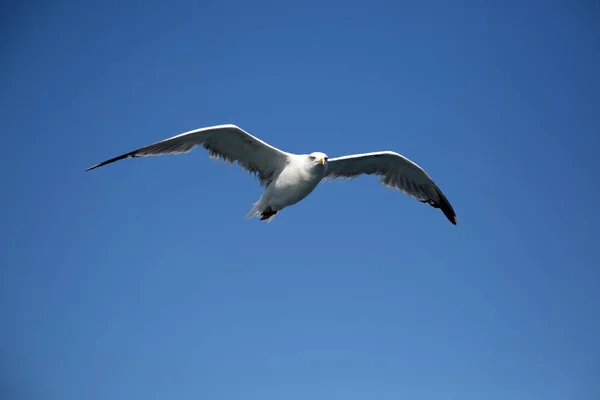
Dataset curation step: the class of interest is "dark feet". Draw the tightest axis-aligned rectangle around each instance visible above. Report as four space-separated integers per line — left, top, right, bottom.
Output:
260 206 278 220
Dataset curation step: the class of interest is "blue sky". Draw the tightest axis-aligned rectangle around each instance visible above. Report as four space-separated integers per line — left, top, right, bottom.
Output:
1 1 599 399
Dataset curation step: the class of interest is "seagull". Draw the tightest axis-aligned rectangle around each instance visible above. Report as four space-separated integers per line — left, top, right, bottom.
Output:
87 124 457 224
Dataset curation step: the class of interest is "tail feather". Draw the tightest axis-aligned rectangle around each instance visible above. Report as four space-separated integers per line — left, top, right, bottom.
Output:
245 202 280 223
245 201 261 220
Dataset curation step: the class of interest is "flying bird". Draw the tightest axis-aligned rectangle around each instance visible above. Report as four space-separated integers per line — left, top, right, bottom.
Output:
87 124 457 224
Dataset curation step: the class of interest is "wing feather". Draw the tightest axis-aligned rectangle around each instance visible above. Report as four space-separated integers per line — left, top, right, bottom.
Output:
86 124 289 187
324 151 457 224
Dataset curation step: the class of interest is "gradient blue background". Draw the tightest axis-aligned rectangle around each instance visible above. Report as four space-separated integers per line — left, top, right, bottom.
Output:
2 1 599 399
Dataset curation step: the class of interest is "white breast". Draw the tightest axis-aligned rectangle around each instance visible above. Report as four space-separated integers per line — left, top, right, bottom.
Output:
266 156 325 209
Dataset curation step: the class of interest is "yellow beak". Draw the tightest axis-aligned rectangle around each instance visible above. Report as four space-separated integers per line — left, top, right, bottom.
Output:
318 157 325 165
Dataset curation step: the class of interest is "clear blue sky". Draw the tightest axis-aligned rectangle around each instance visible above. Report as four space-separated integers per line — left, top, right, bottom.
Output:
1 1 599 399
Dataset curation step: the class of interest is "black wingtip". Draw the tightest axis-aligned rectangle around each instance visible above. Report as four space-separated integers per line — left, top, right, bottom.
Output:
85 152 137 172
438 201 457 225
86 161 107 171
434 187 457 225
441 203 457 225
438 206 457 225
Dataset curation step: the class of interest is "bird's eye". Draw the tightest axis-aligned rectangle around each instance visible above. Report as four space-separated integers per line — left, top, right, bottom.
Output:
309 155 316 160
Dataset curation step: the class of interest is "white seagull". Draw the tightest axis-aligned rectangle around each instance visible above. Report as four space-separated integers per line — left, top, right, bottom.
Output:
87 124 457 224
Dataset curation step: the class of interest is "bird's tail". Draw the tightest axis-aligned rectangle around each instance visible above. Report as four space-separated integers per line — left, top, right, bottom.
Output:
245 200 279 223
244 201 262 220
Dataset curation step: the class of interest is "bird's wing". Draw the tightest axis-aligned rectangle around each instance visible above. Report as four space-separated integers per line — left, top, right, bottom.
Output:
86 124 290 186
323 151 457 224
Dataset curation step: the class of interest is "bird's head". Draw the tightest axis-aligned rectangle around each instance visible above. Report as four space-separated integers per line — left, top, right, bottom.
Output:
307 152 328 167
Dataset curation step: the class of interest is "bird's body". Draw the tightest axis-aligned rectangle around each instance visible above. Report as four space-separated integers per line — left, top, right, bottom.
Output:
246 153 328 222
87 124 457 225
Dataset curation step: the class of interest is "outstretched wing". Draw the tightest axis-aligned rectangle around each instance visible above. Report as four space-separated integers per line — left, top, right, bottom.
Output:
86 124 290 186
324 151 457 224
